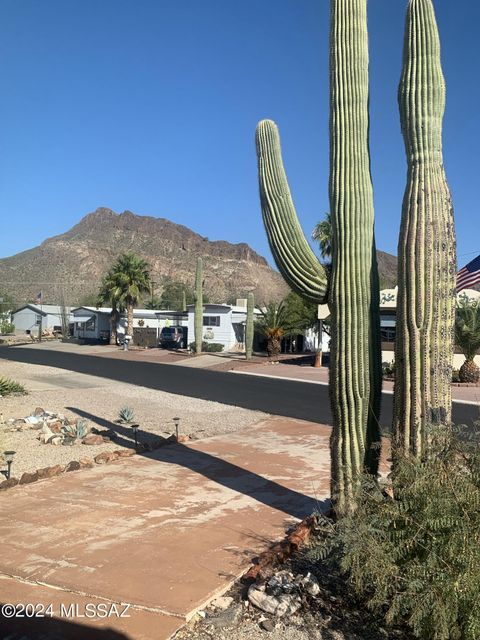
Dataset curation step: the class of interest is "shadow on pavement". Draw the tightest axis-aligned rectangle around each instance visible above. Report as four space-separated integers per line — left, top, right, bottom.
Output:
67 406 325 520
0 609 129 640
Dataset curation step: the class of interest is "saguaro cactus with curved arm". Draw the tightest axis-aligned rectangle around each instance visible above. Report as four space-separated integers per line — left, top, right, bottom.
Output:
394 0 456 458
255 0 381 514
194 257 203 354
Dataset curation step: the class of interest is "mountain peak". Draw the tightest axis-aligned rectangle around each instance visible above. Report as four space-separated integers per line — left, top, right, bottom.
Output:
0 207 288 306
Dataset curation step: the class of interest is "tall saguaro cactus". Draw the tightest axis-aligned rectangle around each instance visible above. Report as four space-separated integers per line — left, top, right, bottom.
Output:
394 0 456 457
194 258 203 354
255 0 381 514
328 0 381 511
245 292 254 360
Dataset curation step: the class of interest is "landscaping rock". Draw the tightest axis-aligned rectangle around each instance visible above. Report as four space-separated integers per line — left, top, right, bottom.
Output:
260 619 276 632
298 572 320 597
114 449 135 458
83 434 104 446
65 461 81 472
94 451 119 464
0 477 19 490
48 421 63 434
176 434 190 443
34 407 46 416
51 436 63 446
37 465 65 479
79 458 94 469
248 584 301 617
19 471 40 485
205 603 243 629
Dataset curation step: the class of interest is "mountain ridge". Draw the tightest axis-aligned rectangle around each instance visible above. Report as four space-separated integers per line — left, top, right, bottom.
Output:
0 207 398 307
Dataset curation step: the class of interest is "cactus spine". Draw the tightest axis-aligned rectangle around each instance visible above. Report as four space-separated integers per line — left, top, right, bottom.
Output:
194 257 203 354
394 0 456 457
328 0 381 512
246 292 254 360
255 0 381 514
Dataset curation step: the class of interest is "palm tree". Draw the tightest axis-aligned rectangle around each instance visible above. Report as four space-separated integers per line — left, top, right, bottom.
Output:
111 253 151 337
455 301 480 383
257 301 290 359
312 212 332 261
97 269 124 345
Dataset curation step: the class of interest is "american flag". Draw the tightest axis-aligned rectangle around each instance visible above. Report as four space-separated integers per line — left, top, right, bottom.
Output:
35 291 43 304
457 255 480 292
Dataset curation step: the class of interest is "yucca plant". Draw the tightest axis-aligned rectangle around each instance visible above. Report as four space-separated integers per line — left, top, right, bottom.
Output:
455 301 480 383
0 377 26 396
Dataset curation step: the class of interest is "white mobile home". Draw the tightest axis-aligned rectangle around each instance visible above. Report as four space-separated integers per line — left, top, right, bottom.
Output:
12 304 70 334
186 303 261 352
71 307 187 343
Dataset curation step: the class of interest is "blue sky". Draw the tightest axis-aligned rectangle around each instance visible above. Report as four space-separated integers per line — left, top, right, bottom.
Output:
0 0 478 268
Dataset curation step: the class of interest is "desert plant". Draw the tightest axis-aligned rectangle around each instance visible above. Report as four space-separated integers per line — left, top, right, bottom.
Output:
245 292 254 360
98 269 126 345
0 321 15 334
311 212 332 262
110 253 151 337
194 257 203 354
255 0 381 513
0 377 26 396
256 302 290 359
307 425 480 640
118 406 135 423
188 341 223 353
455 301 480 383
62 418 89 441
382 361 395 379
394 0 457 458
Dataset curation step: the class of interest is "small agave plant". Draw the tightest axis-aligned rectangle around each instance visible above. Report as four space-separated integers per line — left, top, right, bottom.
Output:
118 406 135 423
62 418 89 445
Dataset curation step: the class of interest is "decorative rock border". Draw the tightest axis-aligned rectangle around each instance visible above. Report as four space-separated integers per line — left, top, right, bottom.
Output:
242 514 318 583
0 436 189 492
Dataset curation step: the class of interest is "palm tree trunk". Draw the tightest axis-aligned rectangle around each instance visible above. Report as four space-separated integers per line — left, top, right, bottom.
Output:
109 309 118 345
127 303 134 337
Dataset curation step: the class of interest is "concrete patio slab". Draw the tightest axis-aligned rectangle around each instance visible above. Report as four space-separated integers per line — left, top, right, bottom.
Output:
0 416 331 639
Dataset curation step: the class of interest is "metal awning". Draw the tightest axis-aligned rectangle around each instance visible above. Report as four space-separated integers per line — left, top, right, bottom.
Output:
74 315 94 323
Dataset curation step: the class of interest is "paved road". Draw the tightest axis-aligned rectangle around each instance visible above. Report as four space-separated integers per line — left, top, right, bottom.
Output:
1 346 477 429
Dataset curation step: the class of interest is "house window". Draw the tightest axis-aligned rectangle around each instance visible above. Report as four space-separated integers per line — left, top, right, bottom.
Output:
203 316 220 327
380 313 396 343
85 317 96 331
380 327 396 342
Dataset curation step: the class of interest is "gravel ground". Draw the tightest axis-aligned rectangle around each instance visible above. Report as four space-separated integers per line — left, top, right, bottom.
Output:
0 358 267 477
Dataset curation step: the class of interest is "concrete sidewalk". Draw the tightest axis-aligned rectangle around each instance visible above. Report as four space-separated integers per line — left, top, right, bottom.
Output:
0 417 331 640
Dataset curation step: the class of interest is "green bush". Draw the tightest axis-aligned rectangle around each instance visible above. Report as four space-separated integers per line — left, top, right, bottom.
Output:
0 321 15 334
382 360 395 378
307 425 480 640
188 341 223 353
0 377 26 396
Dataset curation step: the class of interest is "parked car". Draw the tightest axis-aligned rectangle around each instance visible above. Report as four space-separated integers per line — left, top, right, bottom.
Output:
159 326 187 349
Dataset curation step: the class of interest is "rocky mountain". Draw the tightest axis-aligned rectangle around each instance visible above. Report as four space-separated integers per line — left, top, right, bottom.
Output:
377 251 397 289
0 207 398 308
0 208 289 306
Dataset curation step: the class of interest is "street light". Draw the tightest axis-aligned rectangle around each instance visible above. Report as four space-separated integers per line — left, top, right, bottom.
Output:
131 424 139 450
1 451 16 480
173 417 180 440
